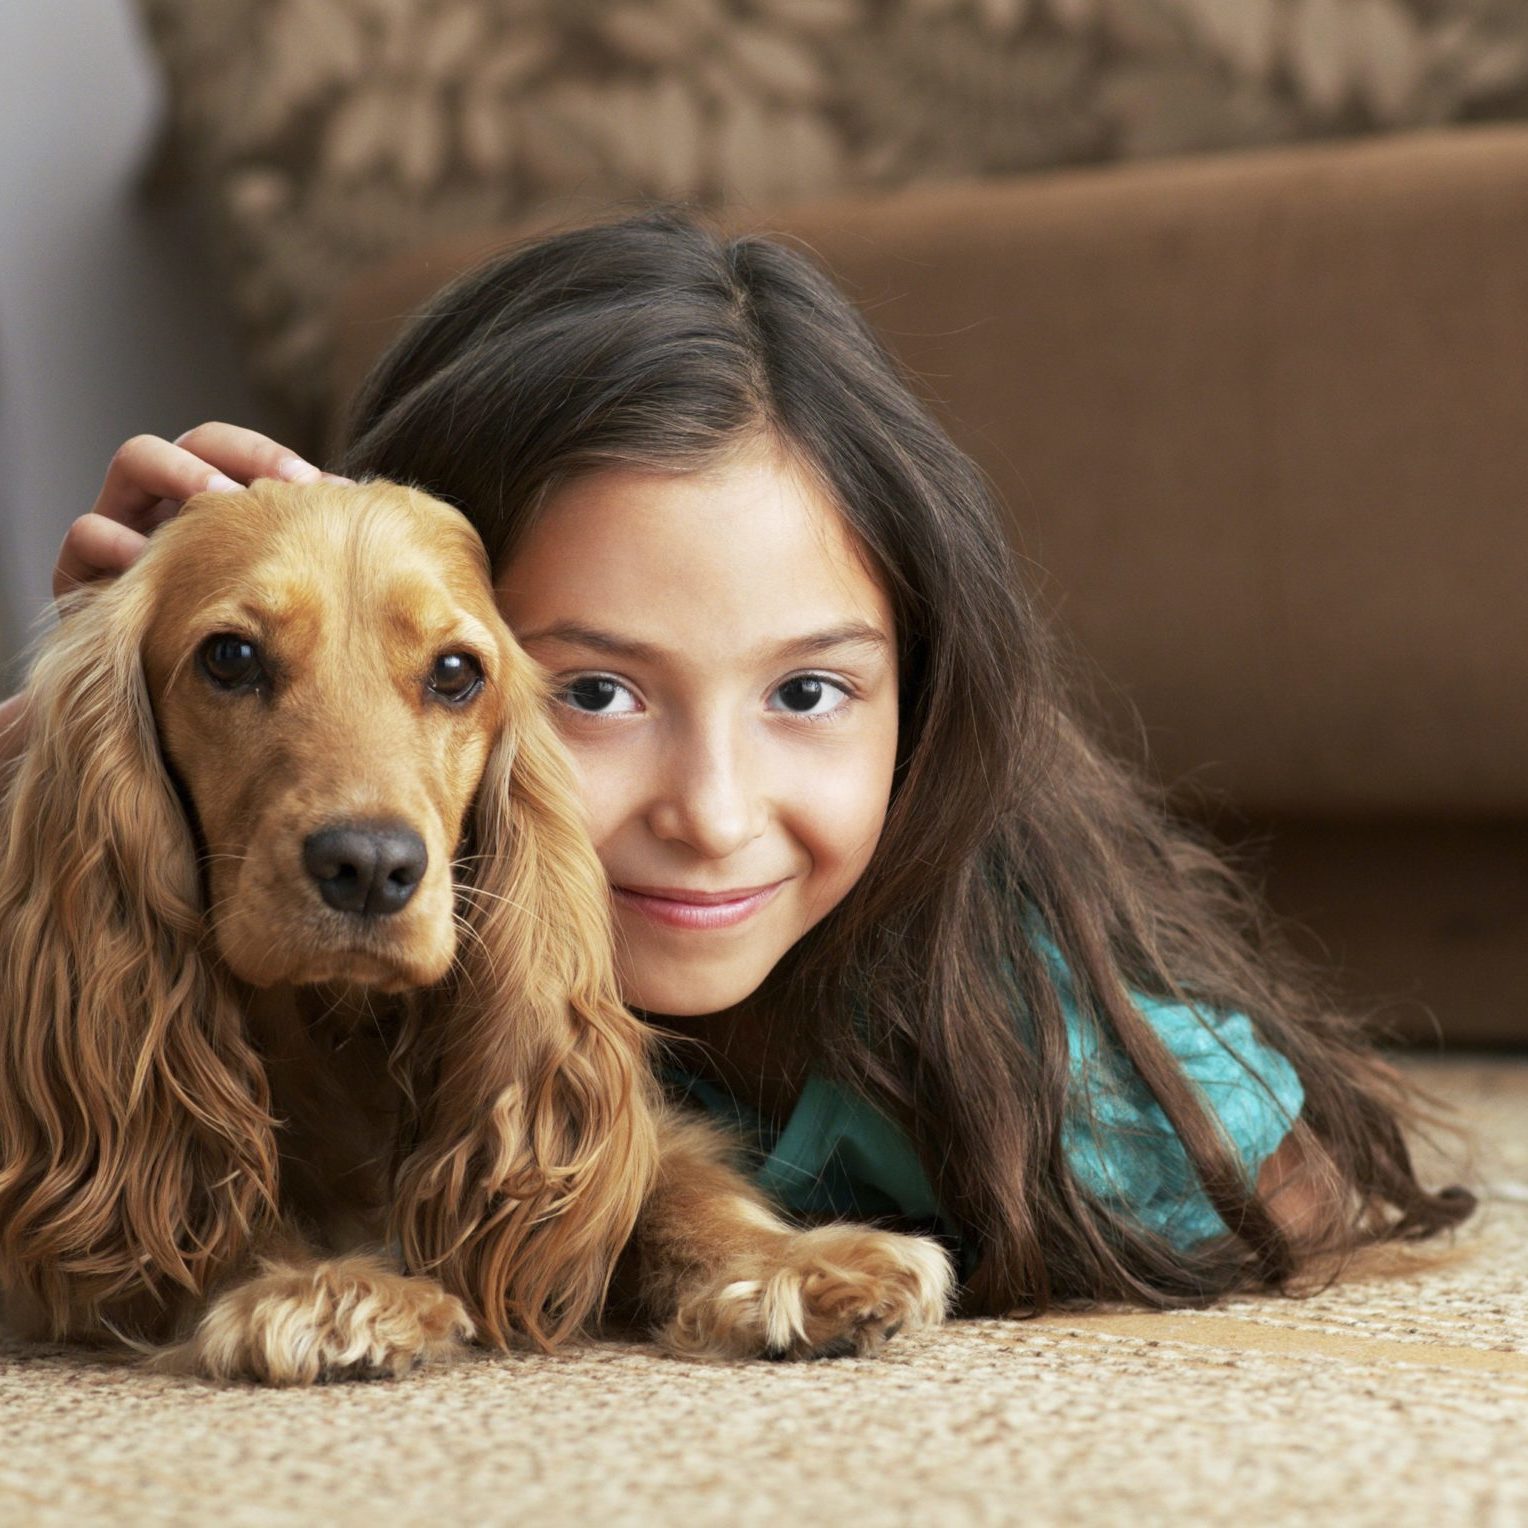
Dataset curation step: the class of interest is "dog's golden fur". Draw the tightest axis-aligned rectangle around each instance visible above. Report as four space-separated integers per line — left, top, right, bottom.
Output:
0 478 950 1383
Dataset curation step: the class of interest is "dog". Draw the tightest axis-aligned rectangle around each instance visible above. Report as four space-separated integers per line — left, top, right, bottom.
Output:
0 478 951 1383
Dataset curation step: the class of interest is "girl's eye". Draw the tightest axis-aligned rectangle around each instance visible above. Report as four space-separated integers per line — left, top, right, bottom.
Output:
558 675 640 716
428 652 484 703
769 675 851 719
199 634 265 691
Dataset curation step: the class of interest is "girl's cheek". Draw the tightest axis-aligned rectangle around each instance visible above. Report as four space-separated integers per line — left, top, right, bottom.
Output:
548 728 636 857
783 728 897 883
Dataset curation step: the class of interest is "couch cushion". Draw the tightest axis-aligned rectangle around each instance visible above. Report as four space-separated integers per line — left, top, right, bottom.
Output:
136 0 1528 445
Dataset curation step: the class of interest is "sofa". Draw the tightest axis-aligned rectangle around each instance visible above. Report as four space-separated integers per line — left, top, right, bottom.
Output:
328 125 1528 1047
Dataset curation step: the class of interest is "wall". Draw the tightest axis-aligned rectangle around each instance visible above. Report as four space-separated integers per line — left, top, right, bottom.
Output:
0 1 276 684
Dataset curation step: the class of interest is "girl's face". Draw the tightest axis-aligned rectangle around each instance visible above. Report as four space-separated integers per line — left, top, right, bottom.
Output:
496 440 899 1017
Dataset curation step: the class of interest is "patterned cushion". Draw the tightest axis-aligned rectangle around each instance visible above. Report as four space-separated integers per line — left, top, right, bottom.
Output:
134 0 1528 446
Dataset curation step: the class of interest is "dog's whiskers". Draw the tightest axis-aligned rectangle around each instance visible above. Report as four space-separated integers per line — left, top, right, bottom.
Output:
448 908 504 1003
452 877 555 933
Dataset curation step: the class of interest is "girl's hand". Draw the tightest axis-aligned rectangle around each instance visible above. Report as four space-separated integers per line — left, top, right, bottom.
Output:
53 423 351 599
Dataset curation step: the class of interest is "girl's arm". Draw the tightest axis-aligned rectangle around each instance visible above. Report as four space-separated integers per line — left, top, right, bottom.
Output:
1256 1131 1333 1241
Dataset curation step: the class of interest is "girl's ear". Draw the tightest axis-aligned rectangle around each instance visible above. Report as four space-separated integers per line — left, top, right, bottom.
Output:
392 663 659 1350
0 577 279 1340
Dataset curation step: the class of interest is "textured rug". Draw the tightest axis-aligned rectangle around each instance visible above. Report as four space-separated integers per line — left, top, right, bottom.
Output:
2 1055 1523 1527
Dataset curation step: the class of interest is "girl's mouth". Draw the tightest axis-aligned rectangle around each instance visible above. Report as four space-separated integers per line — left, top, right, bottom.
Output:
612 881 785 931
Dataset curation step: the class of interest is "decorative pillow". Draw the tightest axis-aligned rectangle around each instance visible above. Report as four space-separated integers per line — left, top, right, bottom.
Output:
134 0 1528 449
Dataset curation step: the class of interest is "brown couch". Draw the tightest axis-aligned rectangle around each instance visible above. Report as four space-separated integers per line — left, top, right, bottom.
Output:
329 125 1528 1048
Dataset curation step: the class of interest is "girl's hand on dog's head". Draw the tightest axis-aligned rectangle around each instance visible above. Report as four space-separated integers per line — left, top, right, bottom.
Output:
55 423 353 599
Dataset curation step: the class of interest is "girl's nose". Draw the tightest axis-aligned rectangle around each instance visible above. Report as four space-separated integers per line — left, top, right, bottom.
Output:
646 732 767 859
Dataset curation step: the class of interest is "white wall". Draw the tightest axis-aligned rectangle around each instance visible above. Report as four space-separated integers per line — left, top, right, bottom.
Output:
0 1 277 684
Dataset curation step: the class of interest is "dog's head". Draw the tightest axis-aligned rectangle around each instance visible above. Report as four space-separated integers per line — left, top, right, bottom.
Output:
140 479 528 992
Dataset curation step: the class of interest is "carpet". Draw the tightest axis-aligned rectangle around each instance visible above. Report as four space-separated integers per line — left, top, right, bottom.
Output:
2 1055 1522 1527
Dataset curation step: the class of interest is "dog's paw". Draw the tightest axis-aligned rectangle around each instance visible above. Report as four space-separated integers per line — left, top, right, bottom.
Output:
157 1253 475 1386
661 1224 954 1361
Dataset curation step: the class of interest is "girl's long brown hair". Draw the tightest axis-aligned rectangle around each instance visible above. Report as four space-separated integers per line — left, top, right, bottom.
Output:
340 203 1474 1316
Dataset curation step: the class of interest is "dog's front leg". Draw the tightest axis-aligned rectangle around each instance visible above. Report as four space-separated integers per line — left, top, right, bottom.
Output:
150 1233 474 1386
617 1107 954 1360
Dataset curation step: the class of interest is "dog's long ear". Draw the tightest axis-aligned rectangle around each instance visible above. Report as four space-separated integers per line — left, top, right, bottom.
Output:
392 662 660 1351
0 574 279 1339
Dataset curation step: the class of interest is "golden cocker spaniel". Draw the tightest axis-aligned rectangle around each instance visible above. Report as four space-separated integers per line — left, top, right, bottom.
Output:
0 478 951 1383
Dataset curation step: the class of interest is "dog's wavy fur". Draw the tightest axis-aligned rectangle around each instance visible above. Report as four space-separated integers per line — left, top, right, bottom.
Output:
0 479 951 1383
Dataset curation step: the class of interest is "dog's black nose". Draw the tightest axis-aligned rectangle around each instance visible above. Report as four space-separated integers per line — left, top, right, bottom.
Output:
303 823 428 917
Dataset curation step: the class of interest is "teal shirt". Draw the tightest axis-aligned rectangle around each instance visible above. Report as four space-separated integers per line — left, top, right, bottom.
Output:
664 952 1304 1263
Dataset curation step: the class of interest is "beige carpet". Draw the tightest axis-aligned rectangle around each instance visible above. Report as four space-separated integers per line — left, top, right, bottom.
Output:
2 1056 1523 1527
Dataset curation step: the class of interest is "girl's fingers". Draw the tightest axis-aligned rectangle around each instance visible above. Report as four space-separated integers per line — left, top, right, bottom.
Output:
93 434 258 535
145 497 183 529
170 421 326 490
54 513 150 599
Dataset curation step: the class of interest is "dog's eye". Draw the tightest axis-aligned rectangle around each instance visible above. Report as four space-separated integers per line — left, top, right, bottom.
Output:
428 652 484 703
199 634 265 691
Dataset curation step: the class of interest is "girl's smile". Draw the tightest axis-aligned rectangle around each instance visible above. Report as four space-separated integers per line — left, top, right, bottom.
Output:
497 435 899 1018
612 879 786 930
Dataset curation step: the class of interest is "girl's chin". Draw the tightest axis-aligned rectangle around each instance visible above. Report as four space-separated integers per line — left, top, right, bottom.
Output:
616 960 775 1020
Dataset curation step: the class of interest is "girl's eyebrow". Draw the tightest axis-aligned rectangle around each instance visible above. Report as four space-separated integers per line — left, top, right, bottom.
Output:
518 619 890 665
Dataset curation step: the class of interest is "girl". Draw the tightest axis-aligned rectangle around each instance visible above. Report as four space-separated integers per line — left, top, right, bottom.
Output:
4 205 1472 1316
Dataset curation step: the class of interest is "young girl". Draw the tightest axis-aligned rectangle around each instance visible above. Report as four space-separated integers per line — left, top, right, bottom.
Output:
4 205 1472 1316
